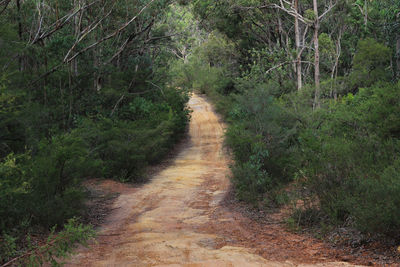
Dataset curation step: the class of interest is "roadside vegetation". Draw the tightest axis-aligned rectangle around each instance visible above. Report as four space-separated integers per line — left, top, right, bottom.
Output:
178 0 400 241
0 1 190 265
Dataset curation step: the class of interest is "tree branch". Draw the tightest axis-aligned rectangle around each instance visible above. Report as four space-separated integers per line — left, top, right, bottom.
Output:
65 0 156 64
266 60 314 74
31 0 102 44
106 19 155 65
0 0 11 15
63 1 116 62
319 3 337 20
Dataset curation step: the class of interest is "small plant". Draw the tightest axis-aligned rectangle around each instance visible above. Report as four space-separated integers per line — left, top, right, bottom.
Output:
286 217 300 232
1 218 95 267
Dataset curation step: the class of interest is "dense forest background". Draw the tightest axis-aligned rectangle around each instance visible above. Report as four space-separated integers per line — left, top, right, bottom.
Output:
1 0 400 265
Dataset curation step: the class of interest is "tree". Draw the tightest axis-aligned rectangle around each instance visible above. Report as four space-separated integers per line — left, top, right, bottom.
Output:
271 0 336 107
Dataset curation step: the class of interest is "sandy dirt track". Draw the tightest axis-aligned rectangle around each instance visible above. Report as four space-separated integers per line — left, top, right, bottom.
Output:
67 94 362 267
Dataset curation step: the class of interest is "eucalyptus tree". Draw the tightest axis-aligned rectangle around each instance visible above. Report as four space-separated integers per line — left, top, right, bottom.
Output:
372 0 400 79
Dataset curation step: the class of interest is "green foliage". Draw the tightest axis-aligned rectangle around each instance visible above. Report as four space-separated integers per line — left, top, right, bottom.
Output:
319 33 336 74
0 233 18 264
304 9 316 22
224 83 300 204
193 0 243 39
347 158 400 235
0 134 91 230
73 88 190 182
179 32 238 99
181 0 400 241
0 153 31 231
350 38 391 88
231 158 272 203
187 25 400 237
28 135 90 227
1 218 95 266
300 82 400 235
243 86 297 166
0 74 25 157
0 3 191 262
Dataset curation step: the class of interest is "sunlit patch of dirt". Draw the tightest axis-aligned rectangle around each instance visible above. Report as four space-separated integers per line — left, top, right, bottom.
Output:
67 94 367 267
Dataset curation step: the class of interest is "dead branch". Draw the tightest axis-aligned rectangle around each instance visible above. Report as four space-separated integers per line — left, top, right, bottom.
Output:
265 60 314 74
31 0 102 44
63 1 117 62
110 94 125 116
0 0 11 15
319 3 336 20
106 19 155 65
65 0 156 64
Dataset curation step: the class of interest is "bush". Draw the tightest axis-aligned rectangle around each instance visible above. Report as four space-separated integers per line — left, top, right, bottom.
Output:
0 133 92 231
0 153 31 231
228 83 299 180
230 141 272 203
301 82 400 236
1 218 95 266
346 158 400 235
223 82 301 204
28 135 91 227
350 38 391 89
75 89 189 182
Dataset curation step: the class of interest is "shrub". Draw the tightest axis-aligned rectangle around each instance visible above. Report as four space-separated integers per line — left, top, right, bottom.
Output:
0 133 93 231
27 135 91 227
76 90 189 182
350 38 391 89
229 137 273 203
230 83 299 181
224 82 301 204
346 158 400 235
0 153 31 231
302 82 400 236
1 218 95 266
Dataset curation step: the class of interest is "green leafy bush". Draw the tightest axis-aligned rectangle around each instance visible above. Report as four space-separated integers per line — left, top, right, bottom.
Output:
1 218 95 266
346 158 400 235
301 82 400 235
350 38 391 89
28 135 91 227
0 134 91 231
75 88 189 182
230 141 272 203
222 82 301 204
0 153 31 231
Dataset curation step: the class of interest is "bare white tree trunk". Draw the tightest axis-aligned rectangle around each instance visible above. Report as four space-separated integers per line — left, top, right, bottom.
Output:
313 0 321 109
72 0 81 76
396 13 400 80
16 0 24 71
294 0 302 90
331 29 342 101
363 0 368 27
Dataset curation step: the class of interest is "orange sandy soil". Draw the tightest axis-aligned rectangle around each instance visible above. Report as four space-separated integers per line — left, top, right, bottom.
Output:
66 94 398 267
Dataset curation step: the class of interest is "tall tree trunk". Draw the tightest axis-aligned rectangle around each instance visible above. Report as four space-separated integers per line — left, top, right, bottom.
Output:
313 0 321 109
277 13 284 47
294 0 302 90
363 0 368 28
331 29 342 101
397 35 400 80
16 0 23 71
72 0 81 77
396 13 400 80
94 46 103 91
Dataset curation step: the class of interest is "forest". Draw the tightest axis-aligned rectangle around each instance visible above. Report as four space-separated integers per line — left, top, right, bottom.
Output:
0 0 400 265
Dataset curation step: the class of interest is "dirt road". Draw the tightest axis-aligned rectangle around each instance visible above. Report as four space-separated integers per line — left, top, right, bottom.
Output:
68 94 362 267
